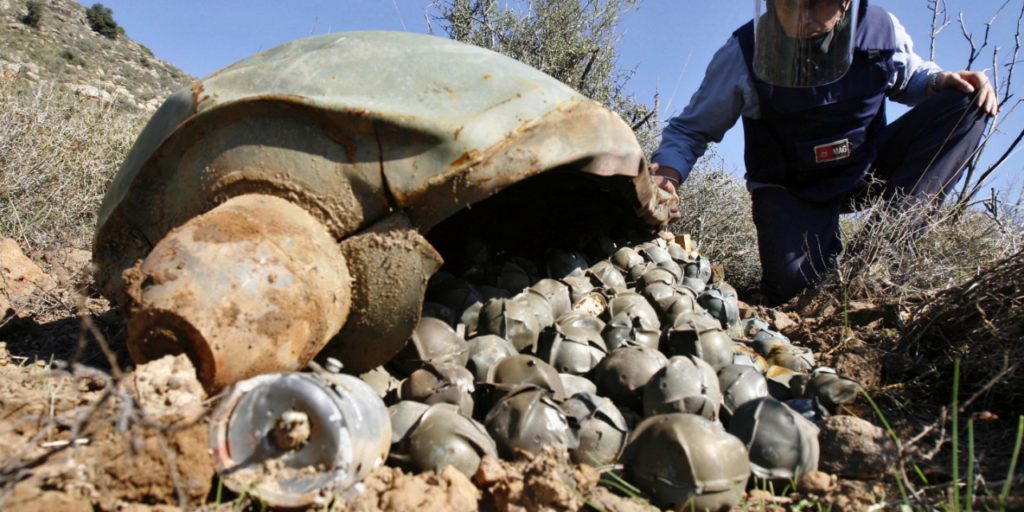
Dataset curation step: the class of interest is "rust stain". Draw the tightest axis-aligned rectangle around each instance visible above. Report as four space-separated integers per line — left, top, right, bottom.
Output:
439 98 591 184
482 74 492 81
322 123 358 163
448 150 479 170
190 82 204 110
453 126 463 141
475 95 518 117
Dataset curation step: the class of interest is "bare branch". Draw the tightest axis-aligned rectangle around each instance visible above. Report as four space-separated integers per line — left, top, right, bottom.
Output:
577 49 598 89
928 0 951 61
958 3 1006 71
965 125 1024 201
1002 0 1024 106
959 13 979 70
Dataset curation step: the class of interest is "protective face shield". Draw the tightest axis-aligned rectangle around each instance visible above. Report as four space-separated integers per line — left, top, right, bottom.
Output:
754 0 861 87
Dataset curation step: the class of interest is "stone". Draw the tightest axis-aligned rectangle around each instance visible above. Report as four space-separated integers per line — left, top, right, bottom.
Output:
818 415 896 480
770 309 798 332
0 238 53 312
473 455 507 486
798 470 836 494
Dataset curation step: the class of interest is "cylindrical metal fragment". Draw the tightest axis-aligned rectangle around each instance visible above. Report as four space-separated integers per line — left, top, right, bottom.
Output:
125 194 351 392
209 371 391 509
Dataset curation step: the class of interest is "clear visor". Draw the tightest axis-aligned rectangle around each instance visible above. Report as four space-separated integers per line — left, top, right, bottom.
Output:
753 0 859 87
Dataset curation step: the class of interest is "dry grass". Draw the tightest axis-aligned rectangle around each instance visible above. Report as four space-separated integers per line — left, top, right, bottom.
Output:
670 166 760 294
900 248 1024 416
827 194 1024 303
0 72 147 252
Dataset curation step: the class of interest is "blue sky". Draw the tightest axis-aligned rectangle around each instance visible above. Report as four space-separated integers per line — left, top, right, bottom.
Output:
81 0 1023 194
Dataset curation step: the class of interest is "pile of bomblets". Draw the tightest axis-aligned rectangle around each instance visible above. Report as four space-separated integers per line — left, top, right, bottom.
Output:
367 232 858 511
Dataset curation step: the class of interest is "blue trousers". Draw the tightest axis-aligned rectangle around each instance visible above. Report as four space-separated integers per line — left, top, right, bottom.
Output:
752 90 989 306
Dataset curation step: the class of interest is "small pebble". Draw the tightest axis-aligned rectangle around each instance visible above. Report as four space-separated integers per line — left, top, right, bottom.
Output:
472 455 507 485
798 470 835 494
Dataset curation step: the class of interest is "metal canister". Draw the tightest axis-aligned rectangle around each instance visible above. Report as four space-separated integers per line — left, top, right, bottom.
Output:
209 369 391 508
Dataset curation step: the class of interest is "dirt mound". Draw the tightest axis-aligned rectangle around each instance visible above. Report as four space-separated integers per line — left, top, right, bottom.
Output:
0 353 213 510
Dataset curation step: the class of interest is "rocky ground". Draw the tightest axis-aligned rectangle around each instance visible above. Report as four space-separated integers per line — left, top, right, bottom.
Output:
4 234 1006 512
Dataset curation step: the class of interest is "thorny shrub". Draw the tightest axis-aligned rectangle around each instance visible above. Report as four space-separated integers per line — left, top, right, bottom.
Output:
826 193 1024 304
0 73 148 251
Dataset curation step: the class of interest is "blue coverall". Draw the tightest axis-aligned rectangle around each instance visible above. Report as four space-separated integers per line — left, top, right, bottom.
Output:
652 6 988 305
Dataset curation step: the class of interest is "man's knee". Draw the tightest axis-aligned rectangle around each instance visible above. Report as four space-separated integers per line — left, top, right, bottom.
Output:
921 90 988 127
931 89 972 108
759 254 824 306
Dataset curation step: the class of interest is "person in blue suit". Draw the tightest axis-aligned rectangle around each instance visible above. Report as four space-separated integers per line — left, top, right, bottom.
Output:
651 0 998 305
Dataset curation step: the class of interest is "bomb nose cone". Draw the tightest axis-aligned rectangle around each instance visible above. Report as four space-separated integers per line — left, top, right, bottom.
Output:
125 194 352 392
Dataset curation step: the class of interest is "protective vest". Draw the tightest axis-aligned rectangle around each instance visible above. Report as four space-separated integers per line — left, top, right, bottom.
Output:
735 5 897 201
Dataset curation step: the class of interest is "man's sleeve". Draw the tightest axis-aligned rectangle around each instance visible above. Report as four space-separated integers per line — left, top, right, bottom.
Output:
887 13 942 106
652 37 757 182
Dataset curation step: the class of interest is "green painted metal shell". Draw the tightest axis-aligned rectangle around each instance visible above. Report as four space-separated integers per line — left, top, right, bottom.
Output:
94 31 672 305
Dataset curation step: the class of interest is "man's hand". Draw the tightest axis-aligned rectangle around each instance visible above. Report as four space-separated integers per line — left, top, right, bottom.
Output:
650 162 681 196
937 70 1000 116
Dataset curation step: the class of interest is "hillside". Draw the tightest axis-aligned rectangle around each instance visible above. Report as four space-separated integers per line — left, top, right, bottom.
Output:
0 0 190 111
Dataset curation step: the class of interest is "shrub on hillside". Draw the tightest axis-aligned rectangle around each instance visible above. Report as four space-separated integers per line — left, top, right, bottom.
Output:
21 0 43 28
0 75 148 250
85 3 121 39
59 49 86 67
